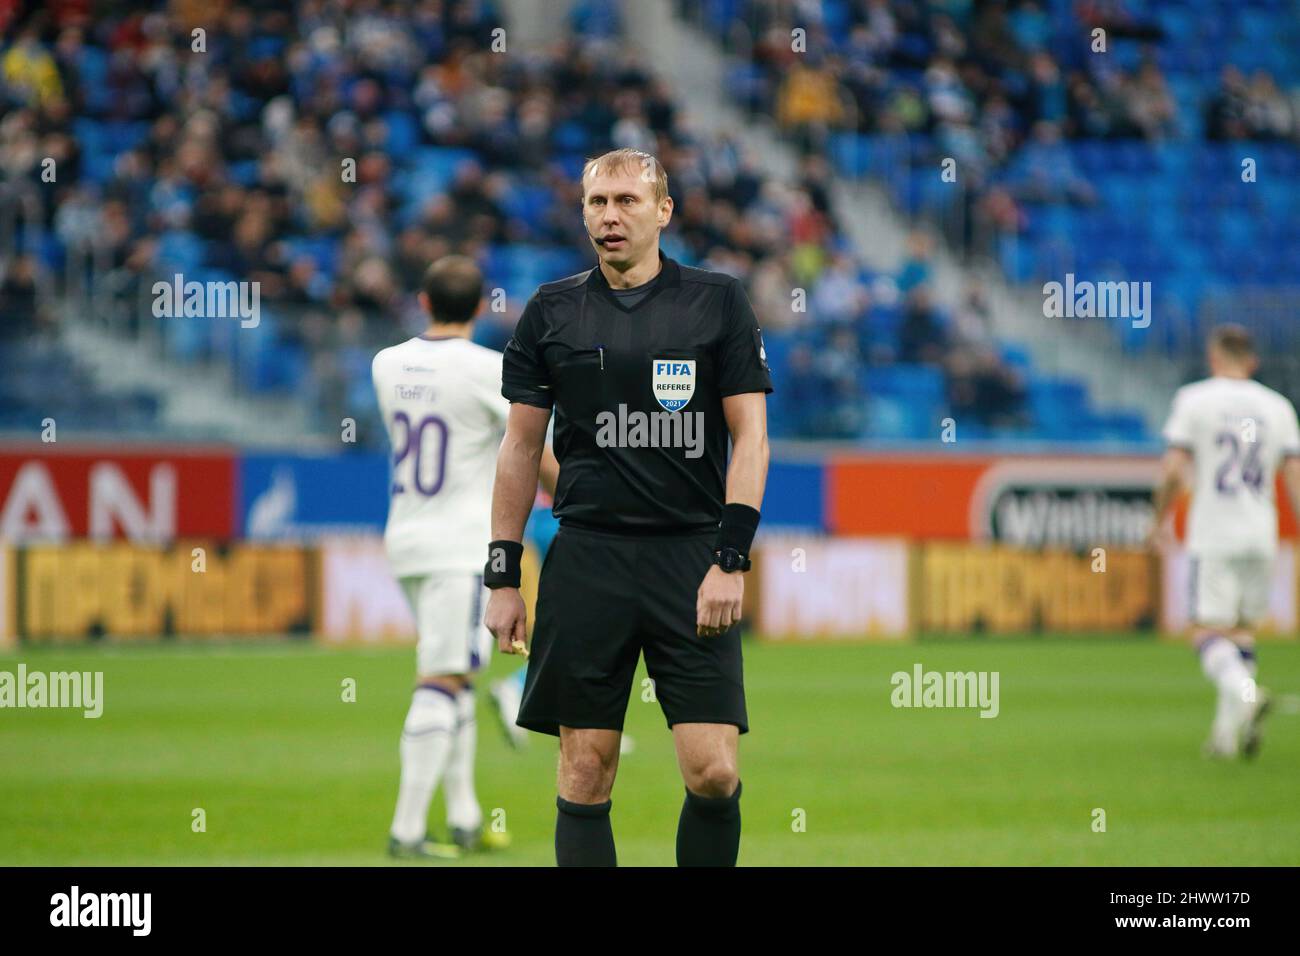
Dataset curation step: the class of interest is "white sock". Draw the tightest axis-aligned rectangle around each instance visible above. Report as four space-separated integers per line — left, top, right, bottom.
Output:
443 689 483 833
1200 636 1253 741
390 687 457 844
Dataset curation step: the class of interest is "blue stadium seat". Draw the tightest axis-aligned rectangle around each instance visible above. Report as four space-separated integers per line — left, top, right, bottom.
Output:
865 363 945 403
156 231 205 273
228 160 259 186
384 111 419 154
500 183 554 229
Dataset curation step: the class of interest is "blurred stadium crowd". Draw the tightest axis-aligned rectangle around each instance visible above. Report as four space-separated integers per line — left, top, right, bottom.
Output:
1 0 1298 446
696 0 1300 359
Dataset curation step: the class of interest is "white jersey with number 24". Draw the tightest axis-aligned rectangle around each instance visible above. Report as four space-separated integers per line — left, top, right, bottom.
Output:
372 336 509 576
1162 376 1300 557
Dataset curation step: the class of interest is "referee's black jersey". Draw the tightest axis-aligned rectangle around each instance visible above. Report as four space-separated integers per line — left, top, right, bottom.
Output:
502 252 773 533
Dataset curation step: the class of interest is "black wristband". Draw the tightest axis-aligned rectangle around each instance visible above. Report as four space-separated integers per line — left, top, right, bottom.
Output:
713 503 760 556
484 540 524 589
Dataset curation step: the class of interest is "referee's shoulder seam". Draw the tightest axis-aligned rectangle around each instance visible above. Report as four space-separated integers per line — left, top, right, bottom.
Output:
678 264 736 288
537 269 594 296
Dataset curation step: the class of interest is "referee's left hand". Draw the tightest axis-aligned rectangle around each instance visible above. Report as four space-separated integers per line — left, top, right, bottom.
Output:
485 587 529 656
696 565 743 637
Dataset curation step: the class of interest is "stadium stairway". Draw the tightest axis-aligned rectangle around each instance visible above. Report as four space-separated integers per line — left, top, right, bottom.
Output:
57 310 314 447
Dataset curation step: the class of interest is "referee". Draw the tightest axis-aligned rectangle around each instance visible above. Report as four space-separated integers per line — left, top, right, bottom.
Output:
483 148 772 867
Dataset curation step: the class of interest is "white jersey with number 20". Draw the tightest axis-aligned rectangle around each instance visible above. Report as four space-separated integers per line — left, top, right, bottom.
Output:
1162 376 1300 557
372 336 509 576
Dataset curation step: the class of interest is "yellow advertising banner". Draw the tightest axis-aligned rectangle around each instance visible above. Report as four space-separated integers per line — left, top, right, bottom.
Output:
11 537 1291 644
19 541 311 641
913 543 1158 634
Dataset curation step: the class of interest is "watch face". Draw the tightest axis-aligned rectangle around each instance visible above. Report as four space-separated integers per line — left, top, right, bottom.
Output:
719 548 740 572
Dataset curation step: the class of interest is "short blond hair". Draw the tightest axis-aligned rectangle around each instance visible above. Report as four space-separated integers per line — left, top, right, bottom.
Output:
580 148 669 205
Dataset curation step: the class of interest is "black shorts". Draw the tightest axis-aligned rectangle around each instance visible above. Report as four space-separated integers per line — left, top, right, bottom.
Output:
517 523 748 737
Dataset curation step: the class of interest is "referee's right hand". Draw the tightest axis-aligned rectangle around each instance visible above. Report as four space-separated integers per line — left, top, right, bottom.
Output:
485 588 529 656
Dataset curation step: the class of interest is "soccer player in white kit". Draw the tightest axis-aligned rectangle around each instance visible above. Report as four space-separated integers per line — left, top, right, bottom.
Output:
1152 325 1300 758
373 256 556 858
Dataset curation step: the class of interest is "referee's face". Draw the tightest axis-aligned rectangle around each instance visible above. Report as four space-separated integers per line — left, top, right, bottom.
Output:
581 166 671 269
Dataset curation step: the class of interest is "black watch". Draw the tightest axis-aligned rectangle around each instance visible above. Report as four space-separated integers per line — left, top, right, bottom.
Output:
713 547 751 573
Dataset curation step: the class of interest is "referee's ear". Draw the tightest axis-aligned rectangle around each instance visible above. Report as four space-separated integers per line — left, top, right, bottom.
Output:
657 195 674 229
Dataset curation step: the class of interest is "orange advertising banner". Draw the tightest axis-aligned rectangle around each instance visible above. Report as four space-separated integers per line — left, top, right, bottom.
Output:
826 453 1299 544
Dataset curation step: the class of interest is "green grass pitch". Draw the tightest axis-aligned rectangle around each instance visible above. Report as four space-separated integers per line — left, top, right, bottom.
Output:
2 638 1298 866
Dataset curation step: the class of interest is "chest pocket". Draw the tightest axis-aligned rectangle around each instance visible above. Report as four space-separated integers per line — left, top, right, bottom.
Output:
549 347 607 416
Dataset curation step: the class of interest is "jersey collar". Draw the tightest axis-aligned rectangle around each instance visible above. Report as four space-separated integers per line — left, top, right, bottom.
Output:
586 250 678 313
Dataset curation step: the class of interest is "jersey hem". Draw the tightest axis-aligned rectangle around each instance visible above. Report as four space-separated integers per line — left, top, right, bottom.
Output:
558 517 717 538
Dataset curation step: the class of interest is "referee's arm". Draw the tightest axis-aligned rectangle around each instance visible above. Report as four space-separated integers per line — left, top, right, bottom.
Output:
697 392 769 637
492 403 552 542
721 392 769 510
484 402 551 655
485 293 554 654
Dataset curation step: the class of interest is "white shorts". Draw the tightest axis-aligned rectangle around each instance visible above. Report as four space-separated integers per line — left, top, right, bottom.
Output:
400 573 493 676
1188 554 1273 630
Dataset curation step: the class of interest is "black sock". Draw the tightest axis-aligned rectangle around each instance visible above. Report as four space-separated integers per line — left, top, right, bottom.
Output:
676 781 742 867
555 796 616 867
